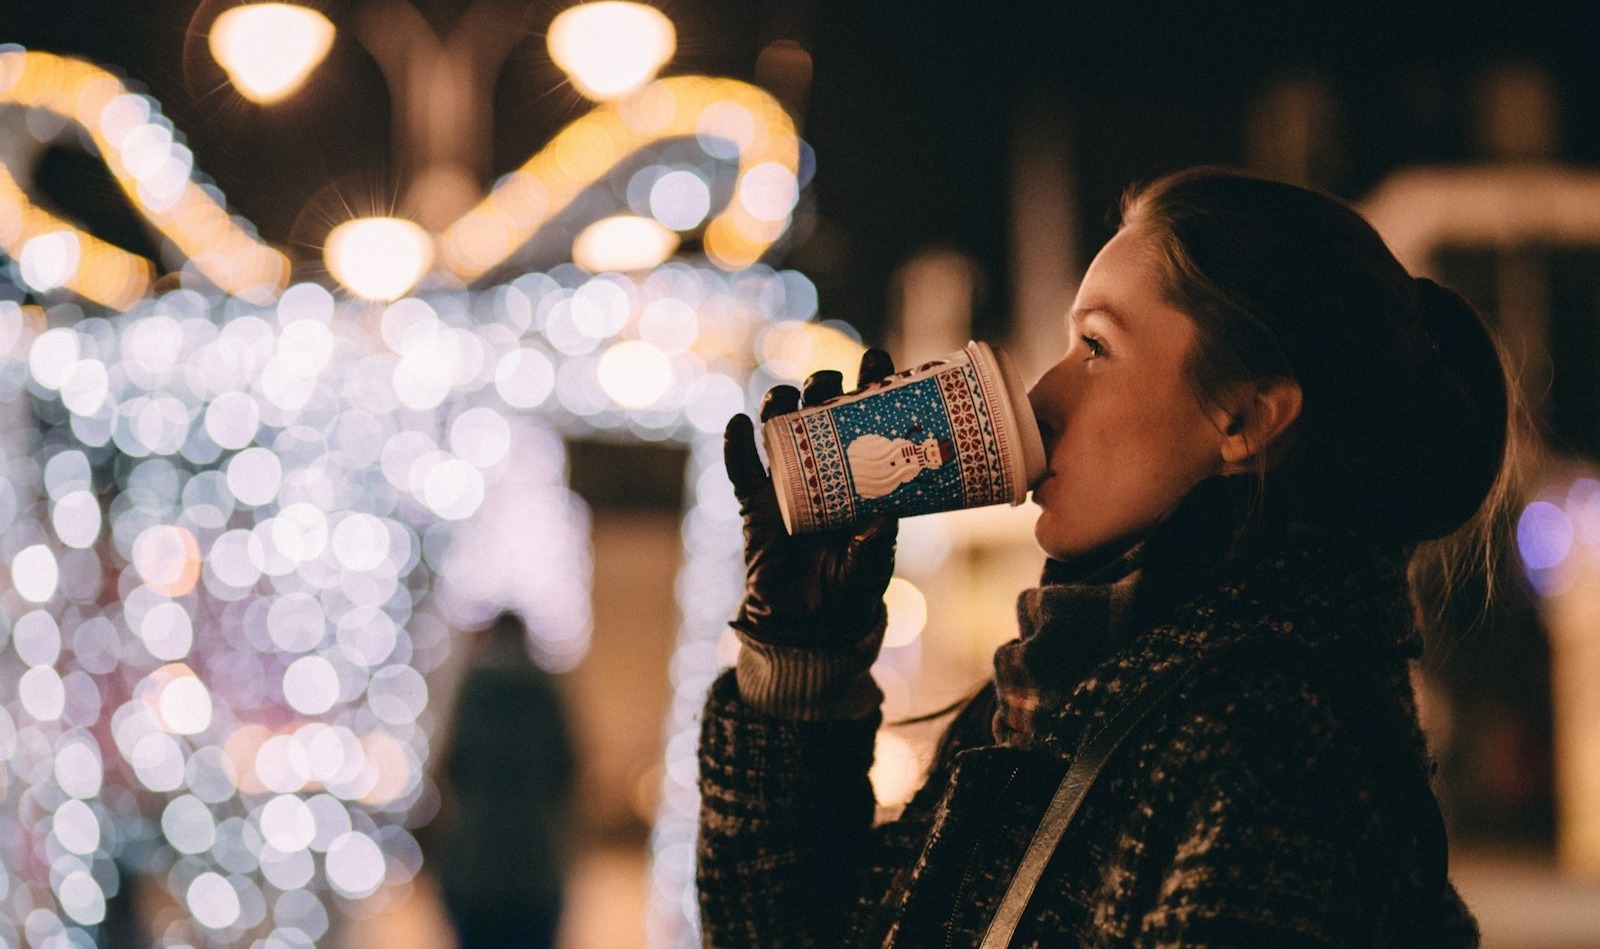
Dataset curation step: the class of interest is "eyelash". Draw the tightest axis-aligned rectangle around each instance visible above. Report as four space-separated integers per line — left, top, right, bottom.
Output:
1080 335 1107 359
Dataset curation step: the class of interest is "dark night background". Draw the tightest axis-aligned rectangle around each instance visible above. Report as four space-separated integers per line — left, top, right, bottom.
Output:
5 0 1600 345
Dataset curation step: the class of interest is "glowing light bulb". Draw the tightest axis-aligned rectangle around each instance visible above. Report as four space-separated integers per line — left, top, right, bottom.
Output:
548 2 676 101
210 4 336 105
324 217 434 300
572 214 679 273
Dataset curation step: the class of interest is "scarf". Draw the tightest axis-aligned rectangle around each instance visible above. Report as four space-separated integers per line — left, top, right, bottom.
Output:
990 476 1264 747
990 475 1425 748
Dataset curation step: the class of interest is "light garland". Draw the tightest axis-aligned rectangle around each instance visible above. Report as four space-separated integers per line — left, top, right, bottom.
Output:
0 48 291 306
0 259 837 946
439 74 802 280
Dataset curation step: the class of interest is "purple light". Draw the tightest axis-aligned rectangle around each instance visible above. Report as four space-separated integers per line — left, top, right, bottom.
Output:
1518 500 1574 572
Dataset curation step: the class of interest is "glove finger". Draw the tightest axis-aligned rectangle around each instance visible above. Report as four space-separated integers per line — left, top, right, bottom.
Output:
843 514 898 602
760 385 801 422
723 414 769 503
801 370 844 407
851 514 898 563
856 348 895 389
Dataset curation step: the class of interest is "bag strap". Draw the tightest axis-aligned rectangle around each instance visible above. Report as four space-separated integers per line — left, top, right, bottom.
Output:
978 653 1199 949
972 633 1299 940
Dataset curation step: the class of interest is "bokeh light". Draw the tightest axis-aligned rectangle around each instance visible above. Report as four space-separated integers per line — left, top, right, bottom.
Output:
209 4 338 105
0 257 820 944
547 2 676 101
572 215 681 273
1518 477 1600 597
0 49 290 306
881 577 929 649
649 169 713 231
324 217 434 301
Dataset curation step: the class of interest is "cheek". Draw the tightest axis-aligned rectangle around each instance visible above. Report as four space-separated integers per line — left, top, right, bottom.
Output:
1033 387 1221 558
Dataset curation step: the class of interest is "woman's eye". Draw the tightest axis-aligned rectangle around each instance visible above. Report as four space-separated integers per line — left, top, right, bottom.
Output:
1080 335 1107 359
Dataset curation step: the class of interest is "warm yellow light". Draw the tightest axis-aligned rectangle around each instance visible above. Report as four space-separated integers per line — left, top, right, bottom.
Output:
571 214 679 273
0 49 288 306
439 77 800 281
548 2 676 101
324 217 434 301
869 733 923 808
210 4 336 105
882 577 928 648
759 322 867 382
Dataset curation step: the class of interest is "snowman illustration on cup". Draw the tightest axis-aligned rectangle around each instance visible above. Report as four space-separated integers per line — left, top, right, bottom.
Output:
845 424 956 500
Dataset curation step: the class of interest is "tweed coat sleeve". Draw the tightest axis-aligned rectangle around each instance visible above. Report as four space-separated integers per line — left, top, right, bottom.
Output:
697 669 894 948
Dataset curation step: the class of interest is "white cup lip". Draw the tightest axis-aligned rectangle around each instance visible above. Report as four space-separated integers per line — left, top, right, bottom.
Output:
972 341 1047 503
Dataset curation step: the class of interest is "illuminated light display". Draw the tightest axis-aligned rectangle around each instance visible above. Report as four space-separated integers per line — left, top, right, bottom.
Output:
0 27 823 948
0 162 154 309
208 4 338 105
1518 471 1600 877
438 75 802 281
0 48 291 304
0 257 825 945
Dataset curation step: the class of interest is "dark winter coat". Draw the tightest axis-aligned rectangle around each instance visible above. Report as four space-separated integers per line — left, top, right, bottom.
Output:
697 486 1481 947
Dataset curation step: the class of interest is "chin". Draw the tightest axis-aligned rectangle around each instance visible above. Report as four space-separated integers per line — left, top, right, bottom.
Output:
1032 516 1073 561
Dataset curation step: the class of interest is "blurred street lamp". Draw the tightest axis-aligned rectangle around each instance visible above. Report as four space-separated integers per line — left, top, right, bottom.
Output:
208 3 336 104
204 0 683 292
548 1 676 101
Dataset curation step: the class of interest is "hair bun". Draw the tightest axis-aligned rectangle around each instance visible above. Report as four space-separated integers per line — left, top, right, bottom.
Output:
1394 278 1509 540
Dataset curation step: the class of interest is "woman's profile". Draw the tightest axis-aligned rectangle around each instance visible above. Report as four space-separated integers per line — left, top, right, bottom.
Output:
698 167 1512 946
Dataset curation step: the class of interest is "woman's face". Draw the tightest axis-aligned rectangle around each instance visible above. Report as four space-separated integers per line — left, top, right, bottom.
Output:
1028 226 1231 560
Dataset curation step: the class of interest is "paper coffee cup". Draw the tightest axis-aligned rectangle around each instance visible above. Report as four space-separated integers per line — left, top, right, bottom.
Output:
762 341 1047 534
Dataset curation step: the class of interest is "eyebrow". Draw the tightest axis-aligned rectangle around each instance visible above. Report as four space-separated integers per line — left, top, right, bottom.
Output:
1069 305 1129 331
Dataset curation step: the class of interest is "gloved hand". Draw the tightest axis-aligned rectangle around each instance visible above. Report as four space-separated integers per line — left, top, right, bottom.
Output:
724 349 898 646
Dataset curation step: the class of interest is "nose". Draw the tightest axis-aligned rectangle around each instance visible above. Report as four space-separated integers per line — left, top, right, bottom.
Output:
1027 362 1068 453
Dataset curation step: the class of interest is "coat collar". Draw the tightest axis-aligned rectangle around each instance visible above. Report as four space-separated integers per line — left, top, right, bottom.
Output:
995 476 1418 753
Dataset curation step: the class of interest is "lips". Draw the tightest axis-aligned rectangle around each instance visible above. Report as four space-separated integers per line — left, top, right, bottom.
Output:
1031 471 1053 505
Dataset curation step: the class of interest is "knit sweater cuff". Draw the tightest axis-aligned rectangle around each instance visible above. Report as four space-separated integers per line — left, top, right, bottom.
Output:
733 616 886 721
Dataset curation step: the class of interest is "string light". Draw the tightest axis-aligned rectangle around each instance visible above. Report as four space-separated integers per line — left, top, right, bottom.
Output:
439 76 802 281
0 48 290 303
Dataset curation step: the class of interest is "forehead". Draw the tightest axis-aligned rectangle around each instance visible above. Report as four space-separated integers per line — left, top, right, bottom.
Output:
1080 227 1164 297
1075 228 1190 334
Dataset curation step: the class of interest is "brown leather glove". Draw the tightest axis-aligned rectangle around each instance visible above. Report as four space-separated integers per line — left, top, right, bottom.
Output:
723 349 898 646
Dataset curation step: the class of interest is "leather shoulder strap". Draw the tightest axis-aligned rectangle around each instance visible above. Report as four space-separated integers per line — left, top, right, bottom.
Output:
978 652 1199 949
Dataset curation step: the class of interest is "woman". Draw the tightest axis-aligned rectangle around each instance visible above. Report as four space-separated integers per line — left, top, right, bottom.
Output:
698 168 1511 947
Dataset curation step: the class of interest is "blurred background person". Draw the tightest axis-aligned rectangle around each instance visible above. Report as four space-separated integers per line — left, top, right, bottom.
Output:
426 611 578 949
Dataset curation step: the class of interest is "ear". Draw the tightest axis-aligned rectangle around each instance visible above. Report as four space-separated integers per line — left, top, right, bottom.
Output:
1215 377 1302 472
